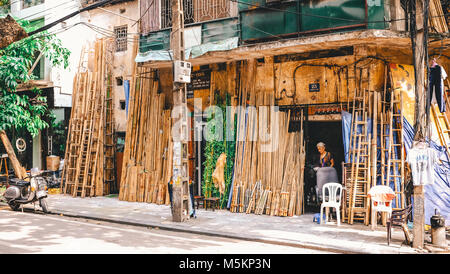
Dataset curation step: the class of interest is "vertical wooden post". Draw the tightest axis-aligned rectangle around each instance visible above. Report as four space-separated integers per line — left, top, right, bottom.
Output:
410 0 428 249
171 0 190 222
411 0 428 141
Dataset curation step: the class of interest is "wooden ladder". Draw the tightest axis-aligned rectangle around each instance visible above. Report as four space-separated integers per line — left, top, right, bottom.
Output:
104 75 116 194
72 73 96 197
62 72 89 195
385 89 406 210
346 66 371 225
431 104 450 158
62 46 89 195
102 39 116 195
82 70 105 198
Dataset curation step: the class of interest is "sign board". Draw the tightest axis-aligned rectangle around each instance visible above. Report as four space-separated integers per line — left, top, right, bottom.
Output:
309 83 320 92
187 70 211 98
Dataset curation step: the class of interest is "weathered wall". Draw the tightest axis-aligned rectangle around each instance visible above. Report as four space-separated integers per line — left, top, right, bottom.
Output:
162 44 414 112
21 0 140 130
86 1 139 132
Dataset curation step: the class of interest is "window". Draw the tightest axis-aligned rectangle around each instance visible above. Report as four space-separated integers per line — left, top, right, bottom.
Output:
160 0 231 29
120 100 126 110
161 0 194 29
116 76 123 86
114 25 128 52
22 0 45 9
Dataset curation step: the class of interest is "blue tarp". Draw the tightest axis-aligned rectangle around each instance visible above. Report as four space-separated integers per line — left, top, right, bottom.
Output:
342 111 450 225
124 80 130 116
403 117 450 226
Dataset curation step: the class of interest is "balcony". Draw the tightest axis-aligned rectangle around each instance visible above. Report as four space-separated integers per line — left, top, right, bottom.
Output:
138 0 239 62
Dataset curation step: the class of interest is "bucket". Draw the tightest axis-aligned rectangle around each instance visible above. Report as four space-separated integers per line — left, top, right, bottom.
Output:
46 155 60 171
313 213 326 224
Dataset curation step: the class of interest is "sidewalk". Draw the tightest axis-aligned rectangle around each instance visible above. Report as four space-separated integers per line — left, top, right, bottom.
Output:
21 194 419 254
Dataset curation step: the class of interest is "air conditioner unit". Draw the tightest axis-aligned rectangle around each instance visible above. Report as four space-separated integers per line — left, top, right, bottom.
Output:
174 60 192 84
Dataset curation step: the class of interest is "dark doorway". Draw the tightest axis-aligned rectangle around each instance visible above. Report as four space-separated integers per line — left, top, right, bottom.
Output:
303 121 345 213
306 121 344 182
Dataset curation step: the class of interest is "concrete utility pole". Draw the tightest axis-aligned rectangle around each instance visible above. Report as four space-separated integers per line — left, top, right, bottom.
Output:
170 0 190 222
410 0 429 249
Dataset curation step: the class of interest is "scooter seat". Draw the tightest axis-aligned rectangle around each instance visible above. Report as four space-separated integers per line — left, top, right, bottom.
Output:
9 178 30 187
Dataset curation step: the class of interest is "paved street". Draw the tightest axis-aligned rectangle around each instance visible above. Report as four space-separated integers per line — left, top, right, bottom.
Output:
0 209 331 254
25 195 418 254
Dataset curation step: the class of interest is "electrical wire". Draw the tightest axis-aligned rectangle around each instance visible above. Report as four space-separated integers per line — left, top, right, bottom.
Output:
131 0 154 27
230 0 450 25
20 0 79 21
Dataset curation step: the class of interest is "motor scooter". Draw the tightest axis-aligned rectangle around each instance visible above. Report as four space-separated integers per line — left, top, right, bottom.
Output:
3 168 49 213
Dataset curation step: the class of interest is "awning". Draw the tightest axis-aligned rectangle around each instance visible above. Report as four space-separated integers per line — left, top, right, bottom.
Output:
135 37 239 63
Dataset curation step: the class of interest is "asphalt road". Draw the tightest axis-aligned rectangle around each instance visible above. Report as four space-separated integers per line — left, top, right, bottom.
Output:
0 208 332 254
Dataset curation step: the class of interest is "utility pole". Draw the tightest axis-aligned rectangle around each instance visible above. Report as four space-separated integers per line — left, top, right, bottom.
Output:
409 0 429 249
170 0 190 222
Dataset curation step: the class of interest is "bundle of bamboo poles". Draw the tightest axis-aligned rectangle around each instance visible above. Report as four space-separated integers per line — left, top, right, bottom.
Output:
429 0 448 34
229 60 306 217
118 66 173 205
61 38 114 197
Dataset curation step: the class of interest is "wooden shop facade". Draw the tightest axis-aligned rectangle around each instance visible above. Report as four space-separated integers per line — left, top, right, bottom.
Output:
74 1 450 226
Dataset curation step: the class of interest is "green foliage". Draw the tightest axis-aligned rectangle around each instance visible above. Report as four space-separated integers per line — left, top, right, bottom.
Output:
202 92 236 208
0 19 71 137
0 0 9 6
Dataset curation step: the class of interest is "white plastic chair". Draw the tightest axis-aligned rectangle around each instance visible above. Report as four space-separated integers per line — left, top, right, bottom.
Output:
320 183 342 226
368 185 395 229
370 199 393 229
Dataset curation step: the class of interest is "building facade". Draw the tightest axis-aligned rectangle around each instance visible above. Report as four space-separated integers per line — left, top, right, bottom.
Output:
10 0 139 170
118 0 450 224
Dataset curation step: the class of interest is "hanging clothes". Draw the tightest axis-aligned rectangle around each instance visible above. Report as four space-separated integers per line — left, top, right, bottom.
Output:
429 65 448 113
406 146 439 186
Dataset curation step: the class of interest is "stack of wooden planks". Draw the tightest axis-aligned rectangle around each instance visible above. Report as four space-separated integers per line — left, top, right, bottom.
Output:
118 66 173 205
61 38 114 197
229 60 306 217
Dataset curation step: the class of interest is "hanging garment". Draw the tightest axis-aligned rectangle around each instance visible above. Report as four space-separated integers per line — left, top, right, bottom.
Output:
406 147 439 186
429 65 448 113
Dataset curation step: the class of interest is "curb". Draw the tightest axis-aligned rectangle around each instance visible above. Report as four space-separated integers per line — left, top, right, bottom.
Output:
33 207 364 254
8 202 416 254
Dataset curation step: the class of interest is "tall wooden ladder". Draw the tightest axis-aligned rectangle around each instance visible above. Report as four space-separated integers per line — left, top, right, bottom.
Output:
62 46 90 195
430 78 450 159
346 66 371 225
379 75 389 188
62 72 88 195
431 104 450 159
104 72 116 194
385 89 406 210
72 73 96 197
82 71 104 198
